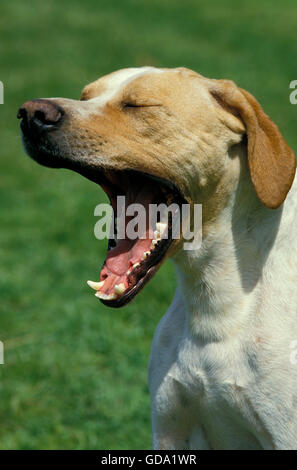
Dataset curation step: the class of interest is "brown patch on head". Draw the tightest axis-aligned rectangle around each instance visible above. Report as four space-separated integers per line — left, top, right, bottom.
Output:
208 79 296 209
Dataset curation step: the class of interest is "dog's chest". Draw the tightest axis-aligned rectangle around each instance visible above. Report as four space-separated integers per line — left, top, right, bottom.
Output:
166 335 252 405
151 333 269 449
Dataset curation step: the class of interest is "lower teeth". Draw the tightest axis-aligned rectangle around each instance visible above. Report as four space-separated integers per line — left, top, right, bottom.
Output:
95 291 116 300
114 283 125 295
87 221 168 300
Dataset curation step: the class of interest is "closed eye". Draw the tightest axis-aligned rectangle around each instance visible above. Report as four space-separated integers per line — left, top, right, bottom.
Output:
123 101 162 109
123 102 142 108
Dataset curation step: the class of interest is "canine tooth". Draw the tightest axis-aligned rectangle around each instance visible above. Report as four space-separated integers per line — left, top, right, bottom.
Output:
87 280 104 291
114 283 125 295
133 262 140 268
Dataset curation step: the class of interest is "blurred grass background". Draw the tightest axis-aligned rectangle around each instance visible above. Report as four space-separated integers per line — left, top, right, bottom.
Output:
0 0 296 449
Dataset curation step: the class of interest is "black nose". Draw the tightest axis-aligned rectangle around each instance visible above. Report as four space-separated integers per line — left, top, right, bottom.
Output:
17 99 64 131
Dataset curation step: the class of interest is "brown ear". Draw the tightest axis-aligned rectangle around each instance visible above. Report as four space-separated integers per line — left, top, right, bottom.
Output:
209 80 296 209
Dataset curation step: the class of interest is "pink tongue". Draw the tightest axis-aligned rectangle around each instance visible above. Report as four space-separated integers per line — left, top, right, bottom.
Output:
106 240 134 275
105 233 153 275
100 187 155 293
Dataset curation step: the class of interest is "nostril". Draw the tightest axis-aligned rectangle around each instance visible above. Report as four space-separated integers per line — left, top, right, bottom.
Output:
34 110 49 125
33 107 62 127
17 99 64 130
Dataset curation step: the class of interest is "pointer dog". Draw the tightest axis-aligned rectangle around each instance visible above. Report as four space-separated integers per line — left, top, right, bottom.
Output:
18 67 297 449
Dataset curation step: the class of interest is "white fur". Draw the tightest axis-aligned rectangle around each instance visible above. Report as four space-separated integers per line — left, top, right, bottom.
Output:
149 168 297 450
90 67 162 108
55 67 163 119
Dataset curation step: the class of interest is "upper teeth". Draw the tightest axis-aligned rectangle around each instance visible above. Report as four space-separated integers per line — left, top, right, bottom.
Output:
87 280 105 291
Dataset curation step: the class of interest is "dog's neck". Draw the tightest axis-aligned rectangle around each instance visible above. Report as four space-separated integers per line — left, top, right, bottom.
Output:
172 153 285 342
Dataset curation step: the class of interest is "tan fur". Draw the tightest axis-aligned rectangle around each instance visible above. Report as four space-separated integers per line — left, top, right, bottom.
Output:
209 79 296 208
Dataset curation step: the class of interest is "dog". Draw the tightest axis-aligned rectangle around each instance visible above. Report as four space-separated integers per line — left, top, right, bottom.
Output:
18 67 297 449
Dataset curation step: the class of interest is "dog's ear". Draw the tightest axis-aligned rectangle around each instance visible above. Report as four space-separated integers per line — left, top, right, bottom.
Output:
209 79 296 209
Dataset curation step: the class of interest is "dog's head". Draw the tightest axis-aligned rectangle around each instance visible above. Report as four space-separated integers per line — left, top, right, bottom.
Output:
18 67 296 306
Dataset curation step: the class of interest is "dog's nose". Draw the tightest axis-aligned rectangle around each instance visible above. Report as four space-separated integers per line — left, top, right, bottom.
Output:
17 99 64 131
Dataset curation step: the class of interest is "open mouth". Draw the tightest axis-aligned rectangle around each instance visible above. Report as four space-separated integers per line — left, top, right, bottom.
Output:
85 169 186 307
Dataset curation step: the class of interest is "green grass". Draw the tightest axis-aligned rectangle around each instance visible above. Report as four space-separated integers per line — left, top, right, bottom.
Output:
0 0 297 449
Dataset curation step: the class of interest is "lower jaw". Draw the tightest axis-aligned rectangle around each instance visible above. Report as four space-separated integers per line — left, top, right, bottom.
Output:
100 261 162 307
